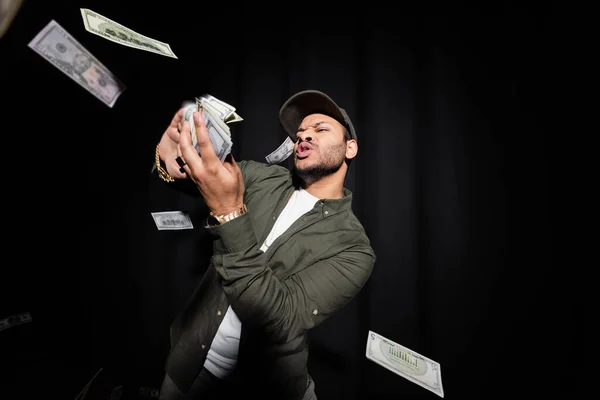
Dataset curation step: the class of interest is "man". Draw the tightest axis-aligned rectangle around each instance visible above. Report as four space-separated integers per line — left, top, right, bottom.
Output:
154 90 376 399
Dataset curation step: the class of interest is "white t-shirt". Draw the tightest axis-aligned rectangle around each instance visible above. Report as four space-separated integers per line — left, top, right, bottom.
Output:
203 188 319 379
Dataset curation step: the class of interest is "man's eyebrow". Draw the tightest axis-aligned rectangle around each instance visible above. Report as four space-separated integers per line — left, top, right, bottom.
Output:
297 121 332 133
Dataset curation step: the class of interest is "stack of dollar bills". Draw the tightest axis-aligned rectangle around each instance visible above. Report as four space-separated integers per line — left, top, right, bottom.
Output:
183 94 295 165
182 94 243 162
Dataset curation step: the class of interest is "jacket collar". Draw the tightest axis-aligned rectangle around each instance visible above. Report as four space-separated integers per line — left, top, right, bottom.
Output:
290 172 353 213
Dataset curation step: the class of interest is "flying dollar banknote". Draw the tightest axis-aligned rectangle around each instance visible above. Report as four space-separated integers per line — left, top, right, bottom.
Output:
80 8 177 59
0 311 32 331
265 136 294 164
151 211 193 230
366 330 445 398
28 19 125 108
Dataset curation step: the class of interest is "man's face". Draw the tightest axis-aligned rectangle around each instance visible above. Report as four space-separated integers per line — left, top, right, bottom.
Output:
292 113 349 182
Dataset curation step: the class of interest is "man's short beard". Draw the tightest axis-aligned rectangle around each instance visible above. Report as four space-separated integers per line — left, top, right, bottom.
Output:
293 143 346 184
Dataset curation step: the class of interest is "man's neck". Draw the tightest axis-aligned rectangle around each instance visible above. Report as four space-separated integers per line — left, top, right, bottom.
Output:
301 173 345 199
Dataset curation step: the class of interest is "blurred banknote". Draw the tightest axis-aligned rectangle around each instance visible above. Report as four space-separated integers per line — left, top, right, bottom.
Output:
151 211 193 230
181 94 243 162
366 330 444 398
28 20 125 108
266 137 294 164
0 311 32 331
80 8 177 59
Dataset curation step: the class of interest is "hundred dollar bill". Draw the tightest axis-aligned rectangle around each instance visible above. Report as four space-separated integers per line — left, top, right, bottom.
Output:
182 102 233 161
151 211 193 230
182 103 199 148
197 94 243 124
80 8 177 59
266 136 294 164
198 105 233 162
179 94 239 162
0 311 32 331
366 330 444 398
28 20 125 108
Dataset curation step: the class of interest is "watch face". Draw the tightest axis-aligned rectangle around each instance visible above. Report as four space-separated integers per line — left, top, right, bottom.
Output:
206 215 220 226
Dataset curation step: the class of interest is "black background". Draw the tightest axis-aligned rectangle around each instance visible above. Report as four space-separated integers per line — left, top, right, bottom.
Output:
1 2 569 399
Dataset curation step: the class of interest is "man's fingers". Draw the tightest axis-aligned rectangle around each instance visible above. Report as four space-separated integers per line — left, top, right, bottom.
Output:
179 119 203 175
193 111 219 163
222 153 237 174
179 119 193 151
166 127 180 143
165 108 185 143
169 107 185 129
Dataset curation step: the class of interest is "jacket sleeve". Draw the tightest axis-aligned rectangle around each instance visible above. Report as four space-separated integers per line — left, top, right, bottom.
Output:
207 211 376 344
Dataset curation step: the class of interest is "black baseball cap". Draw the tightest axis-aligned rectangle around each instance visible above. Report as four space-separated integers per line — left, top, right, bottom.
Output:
279 90 357 142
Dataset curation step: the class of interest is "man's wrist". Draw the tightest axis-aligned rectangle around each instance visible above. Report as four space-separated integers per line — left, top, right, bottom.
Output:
209 210 257 254
210 203 245 216
155 143 174 182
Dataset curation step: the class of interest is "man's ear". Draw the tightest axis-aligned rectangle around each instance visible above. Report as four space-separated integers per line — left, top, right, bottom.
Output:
346 140 358 160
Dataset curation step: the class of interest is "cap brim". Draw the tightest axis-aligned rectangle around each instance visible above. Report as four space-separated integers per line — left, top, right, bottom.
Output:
279 90 355 141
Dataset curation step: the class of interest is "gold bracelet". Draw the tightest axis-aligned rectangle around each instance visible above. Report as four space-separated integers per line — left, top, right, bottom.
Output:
155 143 174 182
205 204 248 227
212 204 248 224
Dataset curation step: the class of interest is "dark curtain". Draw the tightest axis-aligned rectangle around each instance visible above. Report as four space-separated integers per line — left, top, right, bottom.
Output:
1 1 565 399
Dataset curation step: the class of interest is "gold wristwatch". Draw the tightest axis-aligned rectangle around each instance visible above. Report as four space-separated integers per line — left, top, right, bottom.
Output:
206 204 248 227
